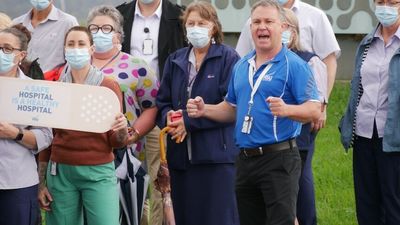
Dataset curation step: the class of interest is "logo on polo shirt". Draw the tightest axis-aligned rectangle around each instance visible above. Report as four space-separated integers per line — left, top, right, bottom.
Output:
207 74 215 79
263 72 274 82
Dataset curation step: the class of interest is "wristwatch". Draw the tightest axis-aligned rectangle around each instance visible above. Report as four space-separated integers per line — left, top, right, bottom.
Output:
14 127 24 141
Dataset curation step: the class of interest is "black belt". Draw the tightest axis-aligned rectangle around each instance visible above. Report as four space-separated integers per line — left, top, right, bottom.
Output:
240 139 297 157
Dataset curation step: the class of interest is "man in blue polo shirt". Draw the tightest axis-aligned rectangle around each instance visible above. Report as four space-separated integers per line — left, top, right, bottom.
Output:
186 1 320 225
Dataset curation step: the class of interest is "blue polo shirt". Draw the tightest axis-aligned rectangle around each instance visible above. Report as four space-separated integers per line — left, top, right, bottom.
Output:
225 46 319 148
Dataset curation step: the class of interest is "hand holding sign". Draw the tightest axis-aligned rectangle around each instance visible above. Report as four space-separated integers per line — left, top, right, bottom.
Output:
0 122 19 139
0 77 120 133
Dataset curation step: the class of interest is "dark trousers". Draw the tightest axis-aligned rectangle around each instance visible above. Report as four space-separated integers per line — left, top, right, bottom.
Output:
0 184 39 225
296 123 317 225
236 148 301 225
353 128 400 225
170 163 239 225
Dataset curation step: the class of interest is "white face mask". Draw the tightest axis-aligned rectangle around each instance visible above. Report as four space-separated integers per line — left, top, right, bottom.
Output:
65 48 91 69
277 0 289 5
375 5 399 27
93 31 114 53
186 26 211 49
139 0 155 5
30 0 51 11
0 51 16 74
281 30 291 45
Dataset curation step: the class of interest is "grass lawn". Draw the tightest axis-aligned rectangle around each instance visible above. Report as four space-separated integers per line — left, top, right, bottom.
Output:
314 81 357 225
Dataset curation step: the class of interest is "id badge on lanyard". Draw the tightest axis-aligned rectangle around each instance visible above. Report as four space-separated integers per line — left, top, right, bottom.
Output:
241 114 253 134
241 63 273 134
143 27 153 55
143 38 153 55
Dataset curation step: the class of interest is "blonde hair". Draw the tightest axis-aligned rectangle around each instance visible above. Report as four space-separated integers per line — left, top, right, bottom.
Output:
0 12 12 30
283 8 303 51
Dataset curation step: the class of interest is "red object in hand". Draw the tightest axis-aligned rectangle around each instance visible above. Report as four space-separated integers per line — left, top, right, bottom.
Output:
170 112 182 122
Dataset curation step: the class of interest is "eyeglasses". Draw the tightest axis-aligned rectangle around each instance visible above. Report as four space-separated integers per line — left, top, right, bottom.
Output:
0 45 22 54
376 1 400 7
88 24 114 34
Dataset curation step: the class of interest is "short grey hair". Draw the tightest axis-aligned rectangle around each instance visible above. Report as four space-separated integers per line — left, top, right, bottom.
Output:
251 0 286 22
87 5 125 42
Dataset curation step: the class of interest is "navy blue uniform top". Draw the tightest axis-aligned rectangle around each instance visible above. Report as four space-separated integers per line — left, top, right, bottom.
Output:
156 44 240 169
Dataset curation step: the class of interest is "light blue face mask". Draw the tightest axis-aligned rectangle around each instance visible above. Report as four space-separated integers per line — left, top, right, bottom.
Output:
375 5 399 27
281 30 292 45
0 51 16 74
277 0 289 5
186 26 211 49
65 48 91 70
93 31 114 53
30 0 51 11
139 0 155 5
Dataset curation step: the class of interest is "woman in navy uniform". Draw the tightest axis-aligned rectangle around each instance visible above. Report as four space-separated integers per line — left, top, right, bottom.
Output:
156 2 240 225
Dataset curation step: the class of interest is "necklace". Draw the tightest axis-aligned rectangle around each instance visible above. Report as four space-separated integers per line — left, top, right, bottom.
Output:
98 51 121 71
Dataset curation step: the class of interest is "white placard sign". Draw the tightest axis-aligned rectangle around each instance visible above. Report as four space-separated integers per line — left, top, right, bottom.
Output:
0 77 120 133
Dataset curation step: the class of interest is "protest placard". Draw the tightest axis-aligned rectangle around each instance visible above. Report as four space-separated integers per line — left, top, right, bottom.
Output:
0 77 120 133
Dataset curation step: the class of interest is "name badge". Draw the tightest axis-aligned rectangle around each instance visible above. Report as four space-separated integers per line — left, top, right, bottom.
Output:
143 38 153 55
241 115 253 134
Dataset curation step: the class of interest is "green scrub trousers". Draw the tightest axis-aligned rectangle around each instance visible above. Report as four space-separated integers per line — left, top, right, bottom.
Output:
45 161 119 225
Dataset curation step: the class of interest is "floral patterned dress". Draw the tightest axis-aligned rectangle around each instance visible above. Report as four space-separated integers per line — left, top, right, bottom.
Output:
102 52 159 161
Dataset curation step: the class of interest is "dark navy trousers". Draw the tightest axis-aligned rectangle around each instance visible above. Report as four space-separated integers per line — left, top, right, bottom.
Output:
170 163 239 225
353 128 400 225
296 123 317 225
0 184 38 225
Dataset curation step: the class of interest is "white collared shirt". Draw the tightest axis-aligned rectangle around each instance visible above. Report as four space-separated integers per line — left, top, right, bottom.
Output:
291 0 341 59
0 68 53 189
235 0 341 59
130 0 162 79
13 6 78 72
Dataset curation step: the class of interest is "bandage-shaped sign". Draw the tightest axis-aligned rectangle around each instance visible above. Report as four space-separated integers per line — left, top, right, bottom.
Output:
0 77 120 133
